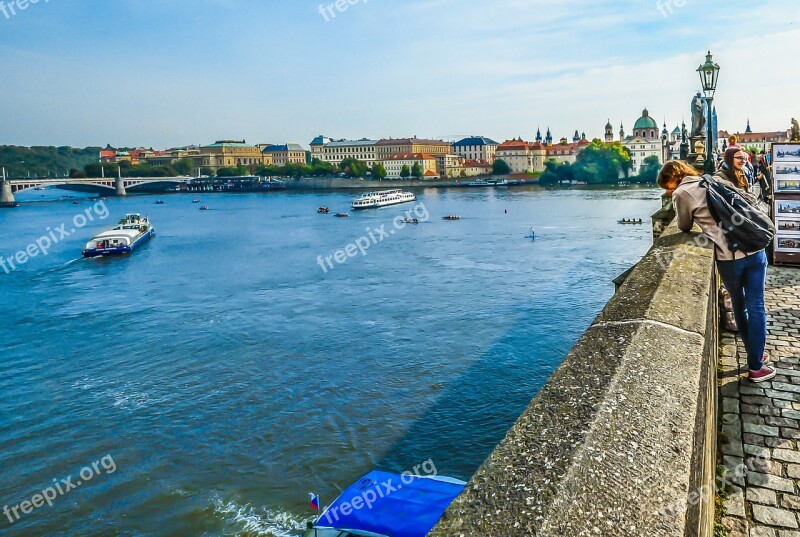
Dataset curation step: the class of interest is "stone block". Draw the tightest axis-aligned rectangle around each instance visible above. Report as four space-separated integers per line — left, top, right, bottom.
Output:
781 494 800 510
747 472 796 493
752 505 799 528
747 487 778 506
774 449 800 464
744 423 780 437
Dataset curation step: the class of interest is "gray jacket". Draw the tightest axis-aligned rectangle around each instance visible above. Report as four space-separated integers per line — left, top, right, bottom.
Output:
672 174 750 261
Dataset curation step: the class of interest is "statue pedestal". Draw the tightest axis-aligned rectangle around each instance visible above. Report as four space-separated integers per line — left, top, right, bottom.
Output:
687 136 707 173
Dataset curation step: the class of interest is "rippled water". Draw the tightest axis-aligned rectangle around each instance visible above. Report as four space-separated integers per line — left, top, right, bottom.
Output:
0 185 660 535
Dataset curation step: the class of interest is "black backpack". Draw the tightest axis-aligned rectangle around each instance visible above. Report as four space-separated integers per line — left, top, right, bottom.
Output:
700 174 775 254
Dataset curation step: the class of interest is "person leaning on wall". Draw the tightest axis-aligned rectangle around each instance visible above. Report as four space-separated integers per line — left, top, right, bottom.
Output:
657 150 774 383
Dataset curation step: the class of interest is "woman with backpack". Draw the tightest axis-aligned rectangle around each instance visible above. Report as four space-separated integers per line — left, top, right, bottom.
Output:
657 147 774 382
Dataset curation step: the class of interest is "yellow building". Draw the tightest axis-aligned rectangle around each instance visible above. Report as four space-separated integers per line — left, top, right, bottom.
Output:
376 137 451 161
380 153 438 179
262 144 307 166
495 139 547 174
436 154 465 177
194 141 264 173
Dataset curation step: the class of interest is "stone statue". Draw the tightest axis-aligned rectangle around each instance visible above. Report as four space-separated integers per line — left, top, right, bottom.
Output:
691 92 706 137
791 118 800 142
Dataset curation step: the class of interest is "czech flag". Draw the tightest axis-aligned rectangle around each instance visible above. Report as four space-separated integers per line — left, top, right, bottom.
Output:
309 493 320 511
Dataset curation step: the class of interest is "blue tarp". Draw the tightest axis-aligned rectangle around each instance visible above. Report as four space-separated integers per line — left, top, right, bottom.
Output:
313 470 466 537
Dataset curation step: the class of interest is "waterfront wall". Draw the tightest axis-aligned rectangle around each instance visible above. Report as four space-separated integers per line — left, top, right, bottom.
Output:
429 220 719 537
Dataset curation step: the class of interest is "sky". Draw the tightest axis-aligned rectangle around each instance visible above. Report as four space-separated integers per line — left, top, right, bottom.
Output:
0 0 798 149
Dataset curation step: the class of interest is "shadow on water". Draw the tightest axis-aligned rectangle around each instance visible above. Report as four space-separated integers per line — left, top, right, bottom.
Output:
376 298 584 481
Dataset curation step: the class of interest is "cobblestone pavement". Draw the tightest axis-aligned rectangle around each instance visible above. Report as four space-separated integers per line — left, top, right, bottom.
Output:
719 266 800 537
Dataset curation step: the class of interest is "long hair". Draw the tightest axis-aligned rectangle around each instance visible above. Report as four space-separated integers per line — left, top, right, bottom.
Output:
657 160 701 192
723 147 749 190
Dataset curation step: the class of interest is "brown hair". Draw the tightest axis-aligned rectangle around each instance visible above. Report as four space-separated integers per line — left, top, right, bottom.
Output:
657 160 701 192
728 135 738 145
723 147 749 190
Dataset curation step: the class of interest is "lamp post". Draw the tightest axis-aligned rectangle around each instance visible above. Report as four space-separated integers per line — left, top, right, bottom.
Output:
698 51 720 174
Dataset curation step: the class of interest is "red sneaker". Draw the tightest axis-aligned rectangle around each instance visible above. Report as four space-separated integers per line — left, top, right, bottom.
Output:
749 366 776 383
763 353 771 366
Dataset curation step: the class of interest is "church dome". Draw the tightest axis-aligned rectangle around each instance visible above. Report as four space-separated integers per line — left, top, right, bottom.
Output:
633 108 658 130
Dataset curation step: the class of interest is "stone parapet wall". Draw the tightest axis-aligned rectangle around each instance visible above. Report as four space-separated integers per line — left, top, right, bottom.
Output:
429 221 718 537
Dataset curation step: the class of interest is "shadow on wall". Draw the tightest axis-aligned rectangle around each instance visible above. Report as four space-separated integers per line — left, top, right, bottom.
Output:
376 284 607 480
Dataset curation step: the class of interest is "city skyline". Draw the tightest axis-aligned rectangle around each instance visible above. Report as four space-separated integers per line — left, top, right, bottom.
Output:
1 0 799 148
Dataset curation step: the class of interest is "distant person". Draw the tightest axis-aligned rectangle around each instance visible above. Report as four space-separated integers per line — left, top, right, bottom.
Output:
728 135 740 149
657 154 774 382
754 153 772 202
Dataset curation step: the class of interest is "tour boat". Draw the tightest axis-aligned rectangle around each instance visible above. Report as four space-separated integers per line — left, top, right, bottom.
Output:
304 470 466 537
82 214 155 258
464 179 509 187
351 189 416 210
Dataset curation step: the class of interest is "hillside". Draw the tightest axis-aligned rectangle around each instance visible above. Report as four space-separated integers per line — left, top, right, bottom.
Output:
0 146 102 178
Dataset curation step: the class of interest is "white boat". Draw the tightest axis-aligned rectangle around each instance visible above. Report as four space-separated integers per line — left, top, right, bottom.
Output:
351 189 416 210
82 214 155 258
464 179 509 187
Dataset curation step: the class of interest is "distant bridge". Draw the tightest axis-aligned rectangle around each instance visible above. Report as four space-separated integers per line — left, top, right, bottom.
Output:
1 177 192 205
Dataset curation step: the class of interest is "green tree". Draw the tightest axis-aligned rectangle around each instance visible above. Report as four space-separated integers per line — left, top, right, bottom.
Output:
339 157 368 178
573 139 632 184
539 159 573 185
411 162 423 178
216 167 241 177
635 155 662 184
371 163 387 180
460 169 467 177
174 158 193 176
84 162 120 178
492 159 511 175
400 164 411 178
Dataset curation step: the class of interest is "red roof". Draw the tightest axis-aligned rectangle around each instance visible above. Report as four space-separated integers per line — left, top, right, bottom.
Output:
718 130 789 144
100 150 116 158
545 140 590 156
423 170 439 177
463 159 491 167
377 138 449 146
382 153 436 161
497 139 536 151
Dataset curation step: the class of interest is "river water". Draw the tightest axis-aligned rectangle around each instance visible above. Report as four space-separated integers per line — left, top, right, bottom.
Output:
0 185 659 536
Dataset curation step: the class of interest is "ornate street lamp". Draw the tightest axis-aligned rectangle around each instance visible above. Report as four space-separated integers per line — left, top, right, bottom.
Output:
697 51 720 173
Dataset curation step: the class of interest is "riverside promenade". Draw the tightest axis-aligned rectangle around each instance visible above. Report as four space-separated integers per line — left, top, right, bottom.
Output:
720 266 800 536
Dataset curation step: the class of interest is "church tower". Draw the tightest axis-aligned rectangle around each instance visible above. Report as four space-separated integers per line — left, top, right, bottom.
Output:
535 127 542 144
545 127 553 146
619 123 625 141
605 120 614 143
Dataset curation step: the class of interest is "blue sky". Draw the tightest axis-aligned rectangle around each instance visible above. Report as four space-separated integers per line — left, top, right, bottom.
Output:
1 0 798 148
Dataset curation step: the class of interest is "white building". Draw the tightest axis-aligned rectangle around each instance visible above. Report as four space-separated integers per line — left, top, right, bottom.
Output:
452 136 499 164
607 109 669 175
311 138 379 168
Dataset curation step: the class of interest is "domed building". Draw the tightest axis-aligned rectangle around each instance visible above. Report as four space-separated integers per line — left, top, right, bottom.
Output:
607 108 671 175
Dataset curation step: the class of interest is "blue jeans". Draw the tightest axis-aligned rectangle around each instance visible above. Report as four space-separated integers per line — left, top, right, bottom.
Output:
717 250 768 371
